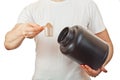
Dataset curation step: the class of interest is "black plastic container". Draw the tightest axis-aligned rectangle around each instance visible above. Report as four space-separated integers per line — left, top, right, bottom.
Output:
57 25 109 70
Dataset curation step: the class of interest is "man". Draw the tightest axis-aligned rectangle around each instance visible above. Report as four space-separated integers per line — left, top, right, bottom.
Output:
4 0 113 80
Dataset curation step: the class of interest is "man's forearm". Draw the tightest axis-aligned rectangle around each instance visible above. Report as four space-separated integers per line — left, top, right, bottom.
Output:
103 41 114 66
95 29 114 67
4 24 25 50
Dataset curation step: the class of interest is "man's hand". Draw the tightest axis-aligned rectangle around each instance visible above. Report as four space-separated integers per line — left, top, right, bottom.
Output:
80 65 107 77
21 23 44 38
4 23 44 50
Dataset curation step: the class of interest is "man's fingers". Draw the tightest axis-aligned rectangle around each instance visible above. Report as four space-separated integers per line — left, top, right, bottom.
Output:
29 23 40 27
28 23 44 31
101 67 107 73
38 26 44 31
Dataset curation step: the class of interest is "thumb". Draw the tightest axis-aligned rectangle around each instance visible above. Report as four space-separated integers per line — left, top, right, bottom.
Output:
101 67 107 73
38 26 44 31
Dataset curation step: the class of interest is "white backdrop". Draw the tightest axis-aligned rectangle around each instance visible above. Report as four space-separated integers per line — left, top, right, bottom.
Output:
0 0 120 80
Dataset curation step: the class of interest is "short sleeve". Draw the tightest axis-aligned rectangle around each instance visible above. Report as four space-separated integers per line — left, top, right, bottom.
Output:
88 1 106 34
17 6 34 23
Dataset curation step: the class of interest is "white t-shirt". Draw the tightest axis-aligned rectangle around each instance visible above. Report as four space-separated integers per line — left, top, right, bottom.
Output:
17 0 105 80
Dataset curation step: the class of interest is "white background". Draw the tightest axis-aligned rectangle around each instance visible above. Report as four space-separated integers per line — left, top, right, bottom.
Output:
0 0 120 80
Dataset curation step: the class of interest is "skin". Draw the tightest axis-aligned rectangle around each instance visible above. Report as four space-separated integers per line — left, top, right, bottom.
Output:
4 23 114 77
4 0 114 78
4 23 44 50
81 29 114 77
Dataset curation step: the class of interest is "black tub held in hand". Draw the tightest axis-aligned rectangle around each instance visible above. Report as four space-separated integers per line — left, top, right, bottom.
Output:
57 25 109 70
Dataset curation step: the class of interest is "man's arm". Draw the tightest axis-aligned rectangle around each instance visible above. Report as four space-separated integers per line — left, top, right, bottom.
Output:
4 23 44 50
95 29 114 66
81 29 114 77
